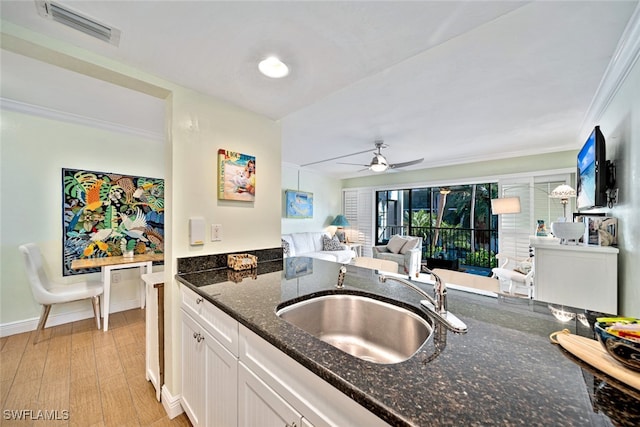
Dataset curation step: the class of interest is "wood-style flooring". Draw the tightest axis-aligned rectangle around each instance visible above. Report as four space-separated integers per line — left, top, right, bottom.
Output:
0 309 191 426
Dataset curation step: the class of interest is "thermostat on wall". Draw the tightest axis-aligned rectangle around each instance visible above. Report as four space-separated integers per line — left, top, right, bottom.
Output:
189 217 205 246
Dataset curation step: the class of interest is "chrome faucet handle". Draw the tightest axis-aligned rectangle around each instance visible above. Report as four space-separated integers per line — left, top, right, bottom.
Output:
420 266 446 314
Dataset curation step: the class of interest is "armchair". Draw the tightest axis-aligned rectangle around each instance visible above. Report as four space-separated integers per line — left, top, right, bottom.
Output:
491 253 535 298
372 235 422 277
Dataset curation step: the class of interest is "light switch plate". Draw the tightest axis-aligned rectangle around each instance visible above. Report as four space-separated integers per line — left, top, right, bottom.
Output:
211 224 222 241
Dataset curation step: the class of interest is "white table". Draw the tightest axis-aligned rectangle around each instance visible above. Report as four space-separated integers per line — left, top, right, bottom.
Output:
71 253 164 331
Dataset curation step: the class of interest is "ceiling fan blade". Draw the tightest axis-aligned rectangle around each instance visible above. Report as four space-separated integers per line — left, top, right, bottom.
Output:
301 148 376 167
388 158 424 169
337 162 370 167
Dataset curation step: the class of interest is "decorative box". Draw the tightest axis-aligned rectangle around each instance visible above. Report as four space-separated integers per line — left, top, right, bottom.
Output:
227 254 258 271
227 269 258 283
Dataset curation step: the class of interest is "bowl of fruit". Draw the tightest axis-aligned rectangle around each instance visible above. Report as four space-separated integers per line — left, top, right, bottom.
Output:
594 317 640 371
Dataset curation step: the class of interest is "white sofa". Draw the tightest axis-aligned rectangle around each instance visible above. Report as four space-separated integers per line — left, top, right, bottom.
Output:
282 232 355 264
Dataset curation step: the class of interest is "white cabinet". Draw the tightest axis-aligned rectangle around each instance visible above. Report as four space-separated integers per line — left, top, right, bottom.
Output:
180 285 388 427
181 312 206 426
532 243 619 314
238 362 308 427
239 325 389 427
181 287 238 427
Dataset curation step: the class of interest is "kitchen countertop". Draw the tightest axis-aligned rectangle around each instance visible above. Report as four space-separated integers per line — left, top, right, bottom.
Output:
176 257 640 426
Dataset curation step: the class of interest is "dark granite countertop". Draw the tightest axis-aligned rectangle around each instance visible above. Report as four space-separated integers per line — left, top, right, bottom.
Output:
176 257 640 427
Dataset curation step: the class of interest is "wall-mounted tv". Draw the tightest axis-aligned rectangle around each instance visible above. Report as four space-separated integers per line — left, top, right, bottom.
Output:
576 126 607 210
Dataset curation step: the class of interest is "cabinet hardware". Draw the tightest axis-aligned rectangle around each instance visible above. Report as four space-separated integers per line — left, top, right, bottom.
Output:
195 297 203 304
193 332 198 339
196 334 204 343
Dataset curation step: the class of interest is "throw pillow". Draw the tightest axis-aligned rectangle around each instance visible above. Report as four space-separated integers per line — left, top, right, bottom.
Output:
386 235 407 254
281 238 290 257
322 235 343 251
514 260 532 275
400 237 420 254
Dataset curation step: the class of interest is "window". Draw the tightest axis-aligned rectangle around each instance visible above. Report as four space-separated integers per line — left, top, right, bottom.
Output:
498 175 571 260
376 184 499 273
343 173 570 275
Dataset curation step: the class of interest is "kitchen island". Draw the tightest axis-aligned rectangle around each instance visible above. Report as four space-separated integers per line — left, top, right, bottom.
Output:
176 257 639 426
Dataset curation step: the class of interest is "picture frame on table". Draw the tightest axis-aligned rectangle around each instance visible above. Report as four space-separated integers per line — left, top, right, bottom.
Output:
574 214 617 246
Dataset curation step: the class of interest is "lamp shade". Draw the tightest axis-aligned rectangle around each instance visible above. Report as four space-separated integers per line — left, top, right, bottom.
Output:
491 197 521 215
550 184 577 199
330 215 350 227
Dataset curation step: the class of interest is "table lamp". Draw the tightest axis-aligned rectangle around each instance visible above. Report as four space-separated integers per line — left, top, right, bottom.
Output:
331 215 350 242
549 184 577 220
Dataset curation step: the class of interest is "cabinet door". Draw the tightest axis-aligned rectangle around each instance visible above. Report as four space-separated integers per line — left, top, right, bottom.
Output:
204 325 238 427
238 362 302 427
182 311 205 426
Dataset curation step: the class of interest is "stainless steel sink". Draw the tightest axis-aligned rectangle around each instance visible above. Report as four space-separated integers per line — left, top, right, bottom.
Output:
276 294 433 364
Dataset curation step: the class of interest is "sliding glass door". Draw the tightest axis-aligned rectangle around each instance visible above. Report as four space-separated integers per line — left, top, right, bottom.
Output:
376 184 499 274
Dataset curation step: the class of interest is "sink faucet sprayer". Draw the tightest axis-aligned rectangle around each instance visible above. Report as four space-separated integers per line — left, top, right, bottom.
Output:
379 268 468 334
336 265 347 289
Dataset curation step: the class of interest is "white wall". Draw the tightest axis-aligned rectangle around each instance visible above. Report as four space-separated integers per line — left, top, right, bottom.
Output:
170 89 281 258
594 57 639 317
1 24 282 405
282 163 343 235
0 109 164 327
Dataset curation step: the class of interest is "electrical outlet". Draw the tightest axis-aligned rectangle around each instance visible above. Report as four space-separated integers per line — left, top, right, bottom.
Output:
211 224 222 241
112 272 121 283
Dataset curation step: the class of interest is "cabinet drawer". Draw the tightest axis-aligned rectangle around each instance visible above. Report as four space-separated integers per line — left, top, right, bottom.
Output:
181 285 239 356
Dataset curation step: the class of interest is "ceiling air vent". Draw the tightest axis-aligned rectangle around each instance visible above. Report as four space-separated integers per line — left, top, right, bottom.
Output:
35 0 121 46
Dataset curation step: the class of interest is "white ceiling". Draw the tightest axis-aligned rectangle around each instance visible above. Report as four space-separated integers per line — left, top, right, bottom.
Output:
1 1 638 179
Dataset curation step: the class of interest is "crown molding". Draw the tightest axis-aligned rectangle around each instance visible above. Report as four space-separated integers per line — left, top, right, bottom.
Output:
581 3 640 135
0 97 165 142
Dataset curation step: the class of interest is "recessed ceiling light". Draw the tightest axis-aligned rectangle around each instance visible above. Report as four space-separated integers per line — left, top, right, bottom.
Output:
258 56 289 78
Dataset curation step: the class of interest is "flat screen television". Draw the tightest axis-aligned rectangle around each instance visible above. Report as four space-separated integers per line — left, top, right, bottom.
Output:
576 126 607 210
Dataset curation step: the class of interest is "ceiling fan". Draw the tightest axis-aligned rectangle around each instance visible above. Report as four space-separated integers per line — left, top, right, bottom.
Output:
337 140 424 172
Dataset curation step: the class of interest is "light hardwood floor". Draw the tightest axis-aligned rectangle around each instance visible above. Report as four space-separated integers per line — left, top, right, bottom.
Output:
0 309 191 426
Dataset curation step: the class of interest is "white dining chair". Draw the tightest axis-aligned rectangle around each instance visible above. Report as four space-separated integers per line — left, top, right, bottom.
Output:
19 243 104 343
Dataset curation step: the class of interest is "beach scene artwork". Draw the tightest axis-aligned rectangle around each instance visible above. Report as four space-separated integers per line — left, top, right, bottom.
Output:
285 190 313 218
217 149 256 201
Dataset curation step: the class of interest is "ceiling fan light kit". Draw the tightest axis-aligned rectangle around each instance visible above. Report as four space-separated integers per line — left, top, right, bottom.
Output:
333 140 424 173
370 154 388 172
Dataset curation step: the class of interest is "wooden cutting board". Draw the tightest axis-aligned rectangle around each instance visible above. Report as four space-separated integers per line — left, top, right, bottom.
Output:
551 329 640 391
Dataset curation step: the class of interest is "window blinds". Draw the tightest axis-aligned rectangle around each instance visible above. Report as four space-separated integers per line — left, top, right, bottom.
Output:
343 189 374 257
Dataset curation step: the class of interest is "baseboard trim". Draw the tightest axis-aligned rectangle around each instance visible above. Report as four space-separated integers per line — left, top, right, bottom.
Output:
161 385 184 419
0 298 141 337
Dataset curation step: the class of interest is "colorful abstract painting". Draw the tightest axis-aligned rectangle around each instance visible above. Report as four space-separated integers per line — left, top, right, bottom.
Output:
217 149 255 202
62 168 164 276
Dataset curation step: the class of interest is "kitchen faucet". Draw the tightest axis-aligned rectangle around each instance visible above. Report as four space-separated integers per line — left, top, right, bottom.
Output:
379 268 468 334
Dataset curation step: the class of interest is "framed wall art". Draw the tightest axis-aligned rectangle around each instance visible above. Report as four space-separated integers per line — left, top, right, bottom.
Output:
285 190 313 218
217 149 255 202
62 168 164 275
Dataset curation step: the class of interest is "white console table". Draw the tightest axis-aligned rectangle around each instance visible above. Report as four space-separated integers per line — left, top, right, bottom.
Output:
531 242 618 314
